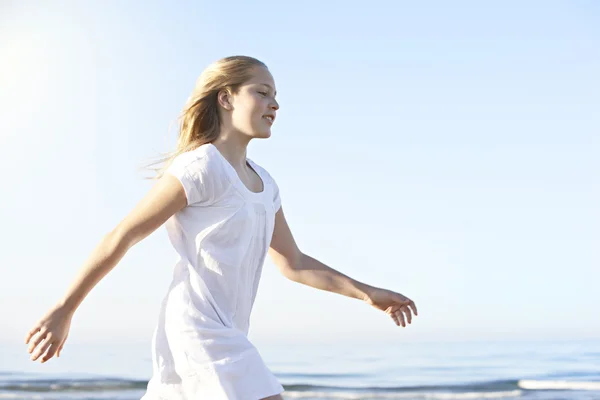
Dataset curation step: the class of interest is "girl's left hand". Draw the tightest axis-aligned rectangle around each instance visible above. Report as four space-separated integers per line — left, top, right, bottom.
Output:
364 287 418 327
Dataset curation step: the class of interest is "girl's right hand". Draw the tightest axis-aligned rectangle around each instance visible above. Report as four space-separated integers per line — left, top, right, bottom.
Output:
25 304 73 363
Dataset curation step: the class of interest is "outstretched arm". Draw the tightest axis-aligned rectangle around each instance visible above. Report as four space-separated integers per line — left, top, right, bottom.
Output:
268 206 418 327
25 174 189 362
56 175 188 312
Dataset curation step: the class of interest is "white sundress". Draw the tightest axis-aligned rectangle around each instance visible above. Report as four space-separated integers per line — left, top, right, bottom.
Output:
140 143 285 400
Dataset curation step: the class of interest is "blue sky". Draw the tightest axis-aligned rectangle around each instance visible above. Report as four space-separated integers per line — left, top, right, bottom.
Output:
1 1 598 347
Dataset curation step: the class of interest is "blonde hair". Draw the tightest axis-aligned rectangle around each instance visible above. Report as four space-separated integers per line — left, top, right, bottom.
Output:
143 55 267 179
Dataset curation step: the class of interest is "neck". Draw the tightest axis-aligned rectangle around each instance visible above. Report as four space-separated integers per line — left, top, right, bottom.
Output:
211 131 251 170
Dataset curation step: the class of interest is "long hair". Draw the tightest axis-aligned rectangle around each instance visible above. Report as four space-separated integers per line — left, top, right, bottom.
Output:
143 55 267 179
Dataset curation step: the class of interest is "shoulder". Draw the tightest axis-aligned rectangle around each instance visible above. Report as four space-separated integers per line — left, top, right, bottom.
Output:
170 143 223 174
165 144 231 206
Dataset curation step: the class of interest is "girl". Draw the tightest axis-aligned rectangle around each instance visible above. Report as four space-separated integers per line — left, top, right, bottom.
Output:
25 55 418 400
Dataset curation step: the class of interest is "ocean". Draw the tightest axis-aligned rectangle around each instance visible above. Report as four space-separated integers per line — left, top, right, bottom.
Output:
1 339 598 399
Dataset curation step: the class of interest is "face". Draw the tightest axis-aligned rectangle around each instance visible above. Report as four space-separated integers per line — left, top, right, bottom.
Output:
220 66 279 139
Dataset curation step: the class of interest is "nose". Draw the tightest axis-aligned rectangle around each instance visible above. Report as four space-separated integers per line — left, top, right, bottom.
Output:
271 99 279 111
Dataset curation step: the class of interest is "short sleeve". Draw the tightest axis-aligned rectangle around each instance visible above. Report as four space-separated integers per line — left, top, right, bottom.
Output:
164 151 215 206
272 177 282 213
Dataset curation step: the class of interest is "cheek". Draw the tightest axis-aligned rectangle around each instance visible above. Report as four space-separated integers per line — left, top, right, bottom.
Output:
238 95 261 113
232 101 251 117
247 98 267 120
232 99 262 125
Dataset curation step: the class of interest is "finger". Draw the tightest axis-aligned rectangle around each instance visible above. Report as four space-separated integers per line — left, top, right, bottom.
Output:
390 310 400 326
394 309 406 327
57 340 66 357
401 305 412 324
27 329 47 354
25 325 41 345
30 334 53 361
40 341 60 363
408 301 418 316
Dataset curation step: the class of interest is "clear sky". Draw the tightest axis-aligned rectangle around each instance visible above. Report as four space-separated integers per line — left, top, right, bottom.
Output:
1 1 598 347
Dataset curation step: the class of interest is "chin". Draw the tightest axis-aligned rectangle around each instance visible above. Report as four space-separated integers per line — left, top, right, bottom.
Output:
251 129 272 139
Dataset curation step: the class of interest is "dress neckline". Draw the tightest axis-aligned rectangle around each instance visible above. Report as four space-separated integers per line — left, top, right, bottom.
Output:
207 143 266 198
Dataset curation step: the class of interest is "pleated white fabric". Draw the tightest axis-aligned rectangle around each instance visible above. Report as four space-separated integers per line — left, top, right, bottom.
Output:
141 143 284 400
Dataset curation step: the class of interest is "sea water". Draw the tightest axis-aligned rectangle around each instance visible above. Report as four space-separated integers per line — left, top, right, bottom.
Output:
1 339 598 399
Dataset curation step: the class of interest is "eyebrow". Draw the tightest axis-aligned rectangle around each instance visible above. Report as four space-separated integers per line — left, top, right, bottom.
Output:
261 83 277 96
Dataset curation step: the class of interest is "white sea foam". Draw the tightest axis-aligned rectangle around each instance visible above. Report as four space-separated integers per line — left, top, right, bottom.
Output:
518 380 600 391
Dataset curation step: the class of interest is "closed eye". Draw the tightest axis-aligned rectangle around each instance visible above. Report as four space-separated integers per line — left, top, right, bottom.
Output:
259 91 268 96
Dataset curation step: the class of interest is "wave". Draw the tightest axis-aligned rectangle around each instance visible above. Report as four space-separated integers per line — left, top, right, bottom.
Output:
0 378 148 392
283 381 517 394
518 380 600 391
0 376 598 396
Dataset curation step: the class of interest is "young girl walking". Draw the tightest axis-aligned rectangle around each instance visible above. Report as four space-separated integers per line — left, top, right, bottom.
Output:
25 55 418 400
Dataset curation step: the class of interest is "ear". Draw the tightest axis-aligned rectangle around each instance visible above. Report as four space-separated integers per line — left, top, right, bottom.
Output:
217 89 233 111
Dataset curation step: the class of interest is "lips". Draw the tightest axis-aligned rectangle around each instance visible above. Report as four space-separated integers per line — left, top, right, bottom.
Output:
263 114 275 123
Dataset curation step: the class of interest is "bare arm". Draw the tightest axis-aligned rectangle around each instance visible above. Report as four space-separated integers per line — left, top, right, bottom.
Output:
268 206 418 328
58 174 188 312
268 207 375 301
25 173 188 362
